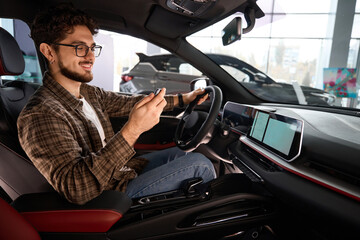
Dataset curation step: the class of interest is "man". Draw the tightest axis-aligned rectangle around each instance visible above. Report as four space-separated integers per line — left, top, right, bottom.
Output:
17 3 216 205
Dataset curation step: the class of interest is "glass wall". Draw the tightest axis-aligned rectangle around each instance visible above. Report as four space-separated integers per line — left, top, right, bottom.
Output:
189 0 337 89
348 0 360 108
188 0 360 109
349 0 360 68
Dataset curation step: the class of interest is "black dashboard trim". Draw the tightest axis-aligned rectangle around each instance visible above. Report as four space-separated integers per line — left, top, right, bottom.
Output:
230 142 360 236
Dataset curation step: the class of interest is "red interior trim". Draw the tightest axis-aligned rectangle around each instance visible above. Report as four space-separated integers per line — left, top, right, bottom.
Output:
241 138 360 202
0 198 41 240
21 210 122 233
134 142 176 150
0 56 8 75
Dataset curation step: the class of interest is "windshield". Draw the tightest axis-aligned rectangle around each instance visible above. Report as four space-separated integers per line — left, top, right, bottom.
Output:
187 0 360 109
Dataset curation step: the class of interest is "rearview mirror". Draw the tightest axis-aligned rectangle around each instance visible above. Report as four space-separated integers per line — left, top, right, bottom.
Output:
221 17 242 46
222 6 259 46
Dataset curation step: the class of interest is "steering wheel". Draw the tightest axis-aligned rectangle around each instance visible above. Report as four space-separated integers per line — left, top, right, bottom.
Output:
175 85 222 151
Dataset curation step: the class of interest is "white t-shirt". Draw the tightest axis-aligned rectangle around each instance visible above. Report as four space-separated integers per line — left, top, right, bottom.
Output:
79 97 133 173
80 97 106 147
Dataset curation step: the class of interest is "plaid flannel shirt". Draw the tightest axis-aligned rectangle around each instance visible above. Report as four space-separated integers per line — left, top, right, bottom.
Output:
18 72 174 204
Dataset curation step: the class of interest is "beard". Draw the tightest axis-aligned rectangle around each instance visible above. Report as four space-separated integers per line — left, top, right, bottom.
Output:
58 60 93 83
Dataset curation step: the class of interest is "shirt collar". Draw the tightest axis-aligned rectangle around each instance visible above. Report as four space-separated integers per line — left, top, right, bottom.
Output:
43 71 83 109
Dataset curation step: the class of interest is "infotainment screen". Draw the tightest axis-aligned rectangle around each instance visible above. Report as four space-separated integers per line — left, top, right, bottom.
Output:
248 109 303 161
222 102 255 134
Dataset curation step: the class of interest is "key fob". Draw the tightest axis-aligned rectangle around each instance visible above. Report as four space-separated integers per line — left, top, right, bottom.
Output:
154 88 162 96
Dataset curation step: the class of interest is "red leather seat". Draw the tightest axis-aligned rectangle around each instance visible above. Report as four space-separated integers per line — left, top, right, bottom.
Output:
0 197 41 240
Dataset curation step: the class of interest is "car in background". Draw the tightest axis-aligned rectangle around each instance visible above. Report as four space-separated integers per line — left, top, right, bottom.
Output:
120 53 336 106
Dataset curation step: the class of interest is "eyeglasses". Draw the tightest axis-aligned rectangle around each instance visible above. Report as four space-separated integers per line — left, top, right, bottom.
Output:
51 43 102 57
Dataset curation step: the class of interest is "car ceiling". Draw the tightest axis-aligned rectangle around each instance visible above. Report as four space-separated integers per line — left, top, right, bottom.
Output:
0 0 263 45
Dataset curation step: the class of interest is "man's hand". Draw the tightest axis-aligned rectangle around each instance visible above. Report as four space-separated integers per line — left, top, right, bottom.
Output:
121 88 167 146
182 88 208 106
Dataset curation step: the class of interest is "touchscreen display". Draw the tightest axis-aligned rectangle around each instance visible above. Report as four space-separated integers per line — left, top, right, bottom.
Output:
250 111 269 141
248 109 303 161
263 118 296 155
222 102 255 134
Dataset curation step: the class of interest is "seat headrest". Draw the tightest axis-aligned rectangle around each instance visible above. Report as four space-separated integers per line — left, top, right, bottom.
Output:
0 27 25 76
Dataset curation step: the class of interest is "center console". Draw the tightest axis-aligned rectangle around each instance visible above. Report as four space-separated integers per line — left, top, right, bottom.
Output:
109 174 277 239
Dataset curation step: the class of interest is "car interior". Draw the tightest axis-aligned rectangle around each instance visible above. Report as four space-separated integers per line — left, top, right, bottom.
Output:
0 0 360 240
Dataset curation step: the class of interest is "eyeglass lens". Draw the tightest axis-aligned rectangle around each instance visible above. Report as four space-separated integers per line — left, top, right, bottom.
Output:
76 45 101 57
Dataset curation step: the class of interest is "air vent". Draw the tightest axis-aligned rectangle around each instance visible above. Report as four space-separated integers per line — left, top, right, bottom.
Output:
166 0 216 16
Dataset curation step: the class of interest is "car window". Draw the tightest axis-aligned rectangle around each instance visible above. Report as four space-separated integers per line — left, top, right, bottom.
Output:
188 0 360 109
92 30 204 94
221 65 250 82
0 19 204 94
0 18 42 84
179 63 202 76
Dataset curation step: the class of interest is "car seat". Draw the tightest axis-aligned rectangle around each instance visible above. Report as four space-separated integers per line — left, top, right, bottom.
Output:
0 27 133 238
0 27 54 201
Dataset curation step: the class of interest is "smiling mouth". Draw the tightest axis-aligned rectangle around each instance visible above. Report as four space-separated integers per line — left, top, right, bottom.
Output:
79 62 93 71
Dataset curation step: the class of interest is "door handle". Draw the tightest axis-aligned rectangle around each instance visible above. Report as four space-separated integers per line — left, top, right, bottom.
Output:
158 75 170 80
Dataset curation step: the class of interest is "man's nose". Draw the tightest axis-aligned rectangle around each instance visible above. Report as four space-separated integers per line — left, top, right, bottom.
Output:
84 48 95 61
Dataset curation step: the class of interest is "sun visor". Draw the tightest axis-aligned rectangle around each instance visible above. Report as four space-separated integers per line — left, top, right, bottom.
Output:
85 10 126 32
145 6 201 39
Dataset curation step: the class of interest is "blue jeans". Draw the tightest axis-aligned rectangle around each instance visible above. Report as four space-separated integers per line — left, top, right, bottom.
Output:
125 147 216 198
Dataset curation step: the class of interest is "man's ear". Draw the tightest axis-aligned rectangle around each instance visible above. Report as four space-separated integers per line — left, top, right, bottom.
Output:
39 43 55 63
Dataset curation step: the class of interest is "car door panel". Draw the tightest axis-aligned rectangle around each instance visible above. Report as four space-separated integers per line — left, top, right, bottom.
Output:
110 115 179 155
155 71 199 94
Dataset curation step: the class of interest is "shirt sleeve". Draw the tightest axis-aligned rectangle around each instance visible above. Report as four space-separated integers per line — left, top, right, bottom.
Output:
17 109 137 205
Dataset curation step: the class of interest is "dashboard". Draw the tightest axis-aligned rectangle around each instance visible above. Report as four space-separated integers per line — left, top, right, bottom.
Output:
221 101 360 228
223 102 304 162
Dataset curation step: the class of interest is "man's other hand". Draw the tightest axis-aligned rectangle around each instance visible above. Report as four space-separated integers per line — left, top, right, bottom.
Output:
183 88 208 105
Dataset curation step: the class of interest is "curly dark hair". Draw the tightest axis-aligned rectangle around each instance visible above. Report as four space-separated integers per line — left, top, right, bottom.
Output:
31 3 99 50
